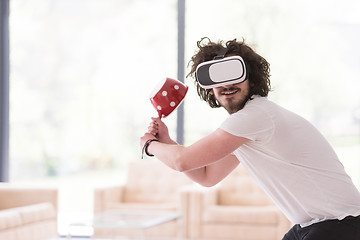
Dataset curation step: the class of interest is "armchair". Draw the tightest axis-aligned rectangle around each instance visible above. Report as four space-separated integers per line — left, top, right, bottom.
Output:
181 165 292 240
93 159 193 238
0 183 58 240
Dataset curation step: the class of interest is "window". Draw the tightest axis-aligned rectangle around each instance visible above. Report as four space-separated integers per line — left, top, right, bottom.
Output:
10 0 178 233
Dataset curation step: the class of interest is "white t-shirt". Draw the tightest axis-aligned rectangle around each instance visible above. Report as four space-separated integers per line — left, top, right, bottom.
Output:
220 95 360 227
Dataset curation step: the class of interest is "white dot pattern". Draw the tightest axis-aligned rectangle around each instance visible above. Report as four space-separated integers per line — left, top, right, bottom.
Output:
153 81 186 115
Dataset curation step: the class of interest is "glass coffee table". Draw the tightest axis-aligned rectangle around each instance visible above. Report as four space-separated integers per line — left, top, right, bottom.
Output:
67 210 182 239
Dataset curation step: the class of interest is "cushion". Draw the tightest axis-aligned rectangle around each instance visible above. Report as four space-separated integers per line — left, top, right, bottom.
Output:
218 166 273 206
14 203 56 225
105 202 177 211
0 209 22 230
124 160 191 203
203 205 279 224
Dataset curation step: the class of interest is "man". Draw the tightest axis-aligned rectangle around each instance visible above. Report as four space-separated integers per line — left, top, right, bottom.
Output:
140 38 360 239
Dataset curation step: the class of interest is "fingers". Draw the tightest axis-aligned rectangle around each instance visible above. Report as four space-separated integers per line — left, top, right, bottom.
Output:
147 117 167 138
151 117 161 126
151 117 160 121
147 121 158 136
148 117 163 136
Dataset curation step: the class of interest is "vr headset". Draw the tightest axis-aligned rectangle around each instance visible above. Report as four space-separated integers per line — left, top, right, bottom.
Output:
195 55 247 89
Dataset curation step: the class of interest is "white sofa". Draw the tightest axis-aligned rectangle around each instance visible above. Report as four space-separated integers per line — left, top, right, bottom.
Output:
93 159 192 239
181 165 293 240
0 184 58 240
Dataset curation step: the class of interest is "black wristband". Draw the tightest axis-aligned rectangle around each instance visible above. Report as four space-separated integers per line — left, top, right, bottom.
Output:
141 139 159 159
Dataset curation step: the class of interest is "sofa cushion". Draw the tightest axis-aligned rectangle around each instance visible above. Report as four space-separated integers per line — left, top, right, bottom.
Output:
0 209 22 230
0 184 58 211
203 205 279 224
124 160 191 203
105 202 177 211
14 203 56 225
218 166 273 206
218 184 273 206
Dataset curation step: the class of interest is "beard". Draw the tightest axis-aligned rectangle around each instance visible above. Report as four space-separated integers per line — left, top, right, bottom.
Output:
218 86 251 114
222 97 249 114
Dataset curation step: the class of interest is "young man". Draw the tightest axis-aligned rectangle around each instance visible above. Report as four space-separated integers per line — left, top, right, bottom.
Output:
140 38 360 239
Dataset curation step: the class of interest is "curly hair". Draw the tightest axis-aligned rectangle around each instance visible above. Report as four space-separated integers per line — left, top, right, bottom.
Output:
187 37 271 108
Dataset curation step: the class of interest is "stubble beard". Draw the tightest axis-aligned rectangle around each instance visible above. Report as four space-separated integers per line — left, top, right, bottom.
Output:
219 89 251 114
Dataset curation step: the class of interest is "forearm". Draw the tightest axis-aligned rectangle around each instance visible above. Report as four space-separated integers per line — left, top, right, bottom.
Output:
183 155 239 187
146 128 245 171
146 138 216 173
183 167 207 185
147 140 209 184
146 139 240 187
141 127 246 187
146 141 186 171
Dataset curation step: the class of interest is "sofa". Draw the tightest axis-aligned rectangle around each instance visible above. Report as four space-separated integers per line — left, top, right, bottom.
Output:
0 184 58 240
93 159 193 239
181 165 293 240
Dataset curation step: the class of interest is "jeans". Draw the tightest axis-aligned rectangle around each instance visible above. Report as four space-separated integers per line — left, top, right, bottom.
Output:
282 215 360 240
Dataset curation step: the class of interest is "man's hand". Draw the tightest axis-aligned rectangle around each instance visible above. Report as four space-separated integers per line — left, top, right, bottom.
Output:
147 117 176 144
140 132 157 150
140 117 177 156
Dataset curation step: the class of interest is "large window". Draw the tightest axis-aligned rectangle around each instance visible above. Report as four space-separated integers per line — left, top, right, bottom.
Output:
9 0 178 232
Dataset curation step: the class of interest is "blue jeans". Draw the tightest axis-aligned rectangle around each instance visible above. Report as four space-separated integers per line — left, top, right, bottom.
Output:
282 216 360 240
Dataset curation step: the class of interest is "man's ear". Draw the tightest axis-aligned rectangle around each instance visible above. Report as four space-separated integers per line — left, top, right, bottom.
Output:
209 89 214 95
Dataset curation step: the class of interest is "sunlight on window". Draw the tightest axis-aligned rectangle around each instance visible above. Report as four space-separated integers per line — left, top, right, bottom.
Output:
9 0 178 229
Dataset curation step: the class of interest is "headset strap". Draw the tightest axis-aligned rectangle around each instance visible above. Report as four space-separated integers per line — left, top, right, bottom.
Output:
213 47 228 60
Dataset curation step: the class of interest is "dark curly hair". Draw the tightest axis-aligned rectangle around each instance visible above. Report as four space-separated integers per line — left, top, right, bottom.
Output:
187 37 271 108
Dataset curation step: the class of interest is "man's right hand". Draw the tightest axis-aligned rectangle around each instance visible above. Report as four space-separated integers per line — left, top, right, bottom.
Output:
147 117 177 144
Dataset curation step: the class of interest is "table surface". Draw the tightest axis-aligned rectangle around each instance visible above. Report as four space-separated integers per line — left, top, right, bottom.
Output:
70 210 182 230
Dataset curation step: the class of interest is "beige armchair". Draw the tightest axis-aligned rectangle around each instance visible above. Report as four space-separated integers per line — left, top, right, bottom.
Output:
0 184 58 240
93 159 193 238
181 165 292 240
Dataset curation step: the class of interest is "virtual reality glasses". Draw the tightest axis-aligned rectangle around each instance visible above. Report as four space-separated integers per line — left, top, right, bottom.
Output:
195 56 247 89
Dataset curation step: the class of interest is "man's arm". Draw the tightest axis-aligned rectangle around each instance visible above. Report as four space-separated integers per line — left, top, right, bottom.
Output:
182 154 240 187
144 128 247 170
141 118 249 186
